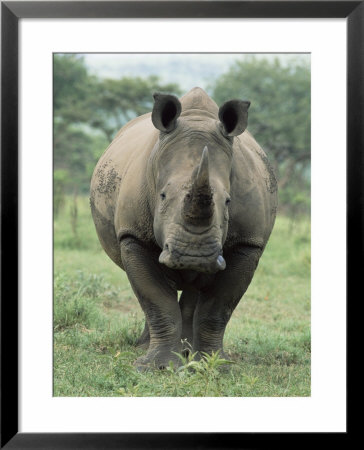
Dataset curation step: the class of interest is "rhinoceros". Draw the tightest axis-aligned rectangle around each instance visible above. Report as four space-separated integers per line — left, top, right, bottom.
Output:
90 87 277 370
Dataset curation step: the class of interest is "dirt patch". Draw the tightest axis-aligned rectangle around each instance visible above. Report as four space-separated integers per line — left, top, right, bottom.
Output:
102 297 136 314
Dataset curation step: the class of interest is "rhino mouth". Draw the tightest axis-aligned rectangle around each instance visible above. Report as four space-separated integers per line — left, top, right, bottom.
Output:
158 238 226 273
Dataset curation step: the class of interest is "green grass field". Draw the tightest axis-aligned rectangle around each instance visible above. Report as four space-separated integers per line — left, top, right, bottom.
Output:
54 196 310 397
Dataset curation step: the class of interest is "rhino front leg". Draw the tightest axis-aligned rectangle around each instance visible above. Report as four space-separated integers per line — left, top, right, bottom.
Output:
120 237 182 370
193 246 262 358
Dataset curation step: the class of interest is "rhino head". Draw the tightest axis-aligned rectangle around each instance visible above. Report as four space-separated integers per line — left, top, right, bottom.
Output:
150 90 250 274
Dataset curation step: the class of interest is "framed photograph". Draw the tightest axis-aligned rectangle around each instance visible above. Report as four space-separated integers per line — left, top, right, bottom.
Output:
2 1 360 448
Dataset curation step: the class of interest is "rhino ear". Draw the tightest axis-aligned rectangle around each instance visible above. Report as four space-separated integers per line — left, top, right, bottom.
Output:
152 93 182 133
218 99 250 137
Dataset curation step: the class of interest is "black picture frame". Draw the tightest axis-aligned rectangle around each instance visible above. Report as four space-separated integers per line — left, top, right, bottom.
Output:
1 1 360 448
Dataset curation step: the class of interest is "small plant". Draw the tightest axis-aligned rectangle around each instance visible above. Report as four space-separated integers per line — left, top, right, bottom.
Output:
243 374 260 387
193 352 234 396
169 349 234 396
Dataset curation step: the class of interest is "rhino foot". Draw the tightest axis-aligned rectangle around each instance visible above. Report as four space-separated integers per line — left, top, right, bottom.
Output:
134 346 181 372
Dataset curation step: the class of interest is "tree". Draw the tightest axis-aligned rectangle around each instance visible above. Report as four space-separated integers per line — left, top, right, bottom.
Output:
54 54 96 125
53 54 182 193
89 75 181 141
211 57 311 198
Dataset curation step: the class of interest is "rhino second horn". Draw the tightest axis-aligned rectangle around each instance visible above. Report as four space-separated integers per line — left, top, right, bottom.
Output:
182 147 213 224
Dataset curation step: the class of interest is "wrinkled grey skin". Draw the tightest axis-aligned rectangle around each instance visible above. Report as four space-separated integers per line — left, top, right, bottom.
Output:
90 87 277 370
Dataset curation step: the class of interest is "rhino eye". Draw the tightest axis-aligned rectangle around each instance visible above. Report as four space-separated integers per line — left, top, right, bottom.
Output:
225 197 231 205
160 192 166 200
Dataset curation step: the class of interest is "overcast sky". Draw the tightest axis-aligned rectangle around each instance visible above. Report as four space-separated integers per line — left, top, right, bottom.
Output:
83 53 310 93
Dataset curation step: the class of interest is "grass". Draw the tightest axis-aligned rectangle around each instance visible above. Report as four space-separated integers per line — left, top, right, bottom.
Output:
54 195 310 397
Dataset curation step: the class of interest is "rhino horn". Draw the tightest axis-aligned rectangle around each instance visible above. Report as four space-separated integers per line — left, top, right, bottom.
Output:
194 146 210 190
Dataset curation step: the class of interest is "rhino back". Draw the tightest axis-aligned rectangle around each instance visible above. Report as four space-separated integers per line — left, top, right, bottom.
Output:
227 131 278 250
90 113 158 268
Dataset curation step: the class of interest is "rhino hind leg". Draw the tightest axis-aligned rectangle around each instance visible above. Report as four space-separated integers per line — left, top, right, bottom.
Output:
136 320 150 349
193 245 262 359
137 290 198 356
120 237 182 371
179 290 198 356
